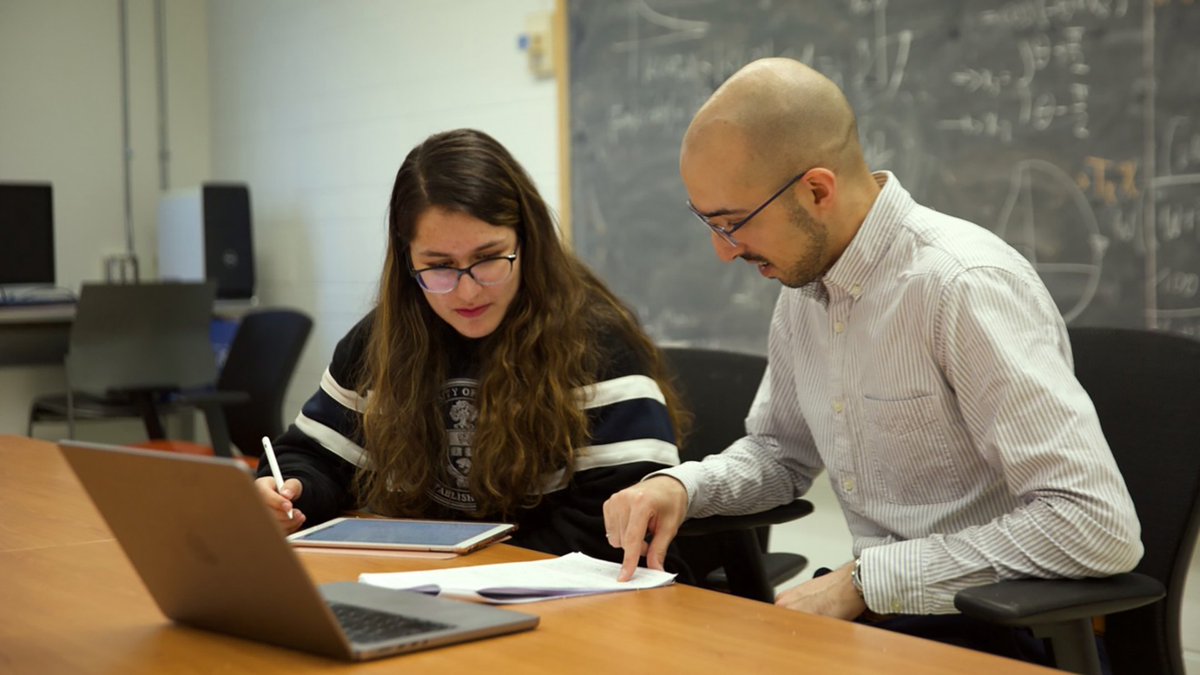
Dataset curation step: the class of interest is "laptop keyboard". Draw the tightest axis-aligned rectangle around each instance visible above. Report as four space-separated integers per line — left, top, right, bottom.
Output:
328 602 455 644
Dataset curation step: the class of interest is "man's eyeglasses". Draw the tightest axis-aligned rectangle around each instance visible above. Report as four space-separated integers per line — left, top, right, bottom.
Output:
687 169 811 246
408 250 519 294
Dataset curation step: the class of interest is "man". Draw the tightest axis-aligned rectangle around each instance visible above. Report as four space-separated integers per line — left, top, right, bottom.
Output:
603 58 1142 659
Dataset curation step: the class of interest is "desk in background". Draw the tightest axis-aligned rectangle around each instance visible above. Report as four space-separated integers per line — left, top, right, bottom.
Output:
0 298 258 368
0 436 1056 674
0 304 73 367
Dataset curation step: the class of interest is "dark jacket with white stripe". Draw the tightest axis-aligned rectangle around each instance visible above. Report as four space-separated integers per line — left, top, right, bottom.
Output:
259 311 680 562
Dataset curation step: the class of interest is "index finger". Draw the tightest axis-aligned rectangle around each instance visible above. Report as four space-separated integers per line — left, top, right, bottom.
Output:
618 507 654 581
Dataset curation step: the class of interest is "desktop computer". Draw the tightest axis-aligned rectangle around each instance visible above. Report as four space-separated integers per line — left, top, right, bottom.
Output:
0 182 76 307
157 183 255 300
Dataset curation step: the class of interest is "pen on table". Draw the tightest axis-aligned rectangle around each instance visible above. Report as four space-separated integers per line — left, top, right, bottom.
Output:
261 436 294 519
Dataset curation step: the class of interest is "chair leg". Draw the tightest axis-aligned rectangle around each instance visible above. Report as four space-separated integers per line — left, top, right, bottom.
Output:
717 528 776 603
132 392 167 439
1033 618 1102 675
199 404 234 458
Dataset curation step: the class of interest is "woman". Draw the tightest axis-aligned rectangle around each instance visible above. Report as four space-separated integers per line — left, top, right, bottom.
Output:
256 128 686 561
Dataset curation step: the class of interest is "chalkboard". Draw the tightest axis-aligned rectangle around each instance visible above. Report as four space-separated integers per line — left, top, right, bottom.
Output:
567 0 1200 353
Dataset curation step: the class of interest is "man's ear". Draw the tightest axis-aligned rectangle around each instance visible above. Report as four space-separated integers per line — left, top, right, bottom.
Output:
804 168 837 210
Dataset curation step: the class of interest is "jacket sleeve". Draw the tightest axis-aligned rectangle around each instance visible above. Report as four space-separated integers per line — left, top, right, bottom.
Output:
255 313 372 526
510 326 681 562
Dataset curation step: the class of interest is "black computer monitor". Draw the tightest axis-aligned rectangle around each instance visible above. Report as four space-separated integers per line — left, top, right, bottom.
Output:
0 183 55 286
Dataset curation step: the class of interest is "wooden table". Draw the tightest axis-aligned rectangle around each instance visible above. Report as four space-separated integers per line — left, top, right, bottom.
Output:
0 436 1056 674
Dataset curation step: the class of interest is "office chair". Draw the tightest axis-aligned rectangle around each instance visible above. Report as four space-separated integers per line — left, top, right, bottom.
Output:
955 327 1200 675
661 346 812 603
135 309 313 466
27 282 218 441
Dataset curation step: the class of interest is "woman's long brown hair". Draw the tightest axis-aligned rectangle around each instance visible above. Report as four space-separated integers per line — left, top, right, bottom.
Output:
358 129 686 518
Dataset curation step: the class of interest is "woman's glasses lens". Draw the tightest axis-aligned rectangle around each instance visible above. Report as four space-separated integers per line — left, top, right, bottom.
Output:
415 256 515 294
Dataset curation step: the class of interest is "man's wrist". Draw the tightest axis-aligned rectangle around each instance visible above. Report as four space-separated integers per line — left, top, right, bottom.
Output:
650 475 689 512
645 465 698 516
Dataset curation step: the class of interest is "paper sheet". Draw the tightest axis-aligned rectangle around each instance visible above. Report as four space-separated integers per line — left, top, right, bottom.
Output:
358 552 676 604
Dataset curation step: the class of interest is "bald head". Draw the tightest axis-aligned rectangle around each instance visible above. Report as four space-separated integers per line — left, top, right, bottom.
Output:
682 58 868 184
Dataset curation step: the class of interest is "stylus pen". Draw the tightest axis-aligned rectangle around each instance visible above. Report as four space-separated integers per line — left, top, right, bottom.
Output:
261 436 294 519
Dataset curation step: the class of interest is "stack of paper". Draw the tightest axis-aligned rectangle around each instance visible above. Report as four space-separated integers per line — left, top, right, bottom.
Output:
358 552 676 604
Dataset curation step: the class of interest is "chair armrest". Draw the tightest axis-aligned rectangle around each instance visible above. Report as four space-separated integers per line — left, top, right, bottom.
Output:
170 389 251 406
954 572 1164 626
676 500 813 537
166 389 250 459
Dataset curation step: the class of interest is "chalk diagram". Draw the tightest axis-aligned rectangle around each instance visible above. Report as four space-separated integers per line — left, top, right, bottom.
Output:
995 159 1109 322
1148 116 1200 328
613 0 709 53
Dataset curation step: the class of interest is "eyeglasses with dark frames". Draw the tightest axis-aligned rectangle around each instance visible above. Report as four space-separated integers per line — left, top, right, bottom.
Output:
687 169 811 246
407 249 519 294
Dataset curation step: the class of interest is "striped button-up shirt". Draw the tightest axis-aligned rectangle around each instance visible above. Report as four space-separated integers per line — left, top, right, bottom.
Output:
663 172 1142 615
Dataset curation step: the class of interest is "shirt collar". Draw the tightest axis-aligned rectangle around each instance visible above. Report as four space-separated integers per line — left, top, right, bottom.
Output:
816 171 914 300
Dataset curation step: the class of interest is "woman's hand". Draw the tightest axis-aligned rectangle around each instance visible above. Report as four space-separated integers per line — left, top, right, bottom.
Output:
254 476 307 533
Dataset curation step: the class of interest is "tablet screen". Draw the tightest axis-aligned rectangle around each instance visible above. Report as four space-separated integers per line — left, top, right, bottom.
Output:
292 519 508 549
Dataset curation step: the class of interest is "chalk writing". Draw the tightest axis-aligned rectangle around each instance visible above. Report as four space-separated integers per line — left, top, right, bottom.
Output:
1077 156 1141 205
568 0 1200 346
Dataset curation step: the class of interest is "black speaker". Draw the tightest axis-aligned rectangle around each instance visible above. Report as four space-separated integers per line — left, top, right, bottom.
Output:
159 183 256 300
202 184 255 300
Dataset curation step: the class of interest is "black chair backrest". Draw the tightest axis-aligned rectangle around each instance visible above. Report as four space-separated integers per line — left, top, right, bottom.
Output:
660 346 768 462
67 282 217 395
660 346 770 583
217 309 312 458
1068 327 1200 675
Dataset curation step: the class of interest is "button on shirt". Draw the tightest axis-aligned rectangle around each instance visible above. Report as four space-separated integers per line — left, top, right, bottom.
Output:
662 172 1142 614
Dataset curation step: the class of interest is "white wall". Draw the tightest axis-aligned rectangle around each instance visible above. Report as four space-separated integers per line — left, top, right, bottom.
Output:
205 0 559 421
0 0 211 435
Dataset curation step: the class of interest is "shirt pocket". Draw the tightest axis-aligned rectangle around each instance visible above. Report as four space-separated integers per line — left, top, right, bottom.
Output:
861 394 966 505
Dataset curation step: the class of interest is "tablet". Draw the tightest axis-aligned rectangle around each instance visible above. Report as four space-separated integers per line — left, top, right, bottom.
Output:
287 517 516 553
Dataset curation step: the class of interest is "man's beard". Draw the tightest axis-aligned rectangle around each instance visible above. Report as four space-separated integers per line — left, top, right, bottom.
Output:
777 205 828 288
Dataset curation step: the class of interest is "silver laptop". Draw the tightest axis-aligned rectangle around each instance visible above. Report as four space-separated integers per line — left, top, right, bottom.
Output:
58 440 538 661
